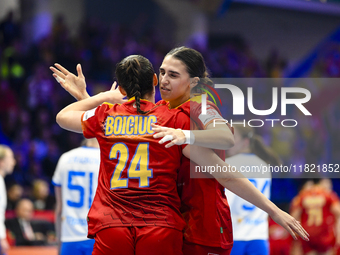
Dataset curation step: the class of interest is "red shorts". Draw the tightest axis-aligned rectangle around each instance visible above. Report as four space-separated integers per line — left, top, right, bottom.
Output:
183 240 232 255
92 226 183 255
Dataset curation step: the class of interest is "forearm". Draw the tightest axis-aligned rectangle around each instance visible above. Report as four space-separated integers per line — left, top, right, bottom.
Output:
217 176 276 216
58 92 109 114
77 90 90 101
55 212 61 255
185 145 276 216
191 128 234 150
56 92 110 132
55 187 62 255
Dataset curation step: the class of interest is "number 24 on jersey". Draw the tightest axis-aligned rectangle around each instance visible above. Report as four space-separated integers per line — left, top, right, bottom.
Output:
109 142 153 189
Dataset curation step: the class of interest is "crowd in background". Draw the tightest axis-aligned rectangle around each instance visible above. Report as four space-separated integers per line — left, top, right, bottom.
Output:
0 10 340 215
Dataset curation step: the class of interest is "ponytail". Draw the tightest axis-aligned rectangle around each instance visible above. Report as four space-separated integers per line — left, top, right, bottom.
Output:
125 59 148 114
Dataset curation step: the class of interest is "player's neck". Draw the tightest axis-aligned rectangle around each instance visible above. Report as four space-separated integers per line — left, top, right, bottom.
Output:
142 93 155 104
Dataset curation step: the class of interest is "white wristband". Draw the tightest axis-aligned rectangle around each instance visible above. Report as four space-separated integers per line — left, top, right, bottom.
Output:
182 130 195 145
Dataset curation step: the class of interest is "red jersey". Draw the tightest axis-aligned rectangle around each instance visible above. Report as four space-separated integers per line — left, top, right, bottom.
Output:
158 96 234 249
81 98 189 238
291 186 340 249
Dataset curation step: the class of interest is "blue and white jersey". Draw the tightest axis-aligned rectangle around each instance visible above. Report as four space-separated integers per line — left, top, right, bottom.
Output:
52 146 100 242
225 153 271 241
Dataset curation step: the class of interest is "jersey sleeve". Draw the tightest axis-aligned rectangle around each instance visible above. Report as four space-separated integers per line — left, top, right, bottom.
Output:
81 103 111 139
191 101 233 134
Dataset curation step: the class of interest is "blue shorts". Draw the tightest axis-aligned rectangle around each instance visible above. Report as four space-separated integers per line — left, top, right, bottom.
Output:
230 240 269 255
61 239 95 255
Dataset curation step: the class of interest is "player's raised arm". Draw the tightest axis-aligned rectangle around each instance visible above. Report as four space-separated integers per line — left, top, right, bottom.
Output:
181 145 309 242
56 87 125 133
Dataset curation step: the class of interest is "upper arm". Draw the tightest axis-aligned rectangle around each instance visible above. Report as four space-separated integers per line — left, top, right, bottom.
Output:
331 202 340 218
330 193 340 217
56 110 84 133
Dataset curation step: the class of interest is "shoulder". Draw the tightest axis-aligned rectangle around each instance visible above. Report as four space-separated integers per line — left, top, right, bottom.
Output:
156 100 168 106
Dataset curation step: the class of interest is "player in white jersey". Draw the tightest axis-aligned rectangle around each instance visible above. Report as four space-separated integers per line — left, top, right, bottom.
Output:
53 138 100 255
225 125 281 255
0 145 15 255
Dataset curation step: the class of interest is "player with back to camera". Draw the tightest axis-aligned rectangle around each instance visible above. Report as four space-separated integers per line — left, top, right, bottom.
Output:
224 125 281 255
53 138 100 255
0 145 16 255
52 49 309 255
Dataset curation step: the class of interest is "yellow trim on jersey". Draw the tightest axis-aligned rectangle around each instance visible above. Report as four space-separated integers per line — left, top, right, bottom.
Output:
102 102 115 108
128 97 153 103
173 98 190 109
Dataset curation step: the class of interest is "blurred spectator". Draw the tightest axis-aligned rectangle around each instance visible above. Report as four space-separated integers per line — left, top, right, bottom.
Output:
0 11 21 47
31 180 55 210
5 198 54 246
0 144 16 254
6 184 23 211
265 49 287 78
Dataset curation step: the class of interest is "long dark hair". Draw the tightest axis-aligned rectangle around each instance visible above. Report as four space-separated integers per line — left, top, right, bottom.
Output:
166 46 213 93
235 125 282 166
115 55 154 114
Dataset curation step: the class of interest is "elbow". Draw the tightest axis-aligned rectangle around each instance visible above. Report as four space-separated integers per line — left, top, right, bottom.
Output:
56 112 68 129
216 177 233 188
56 112 63 127
221 133 235 150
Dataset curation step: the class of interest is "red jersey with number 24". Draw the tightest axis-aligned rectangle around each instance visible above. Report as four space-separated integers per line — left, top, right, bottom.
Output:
81 98 189 238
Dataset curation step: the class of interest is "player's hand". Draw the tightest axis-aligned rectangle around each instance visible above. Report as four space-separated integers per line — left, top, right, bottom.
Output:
0 238 9 254
151 124 186 148
50 63 90 101
100 82 126 104
270 210 309 242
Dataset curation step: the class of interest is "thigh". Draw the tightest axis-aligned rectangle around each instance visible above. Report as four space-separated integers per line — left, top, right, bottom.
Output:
135 227 183 255
246 240 269 255
92 227 134 255
183 241 232 255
